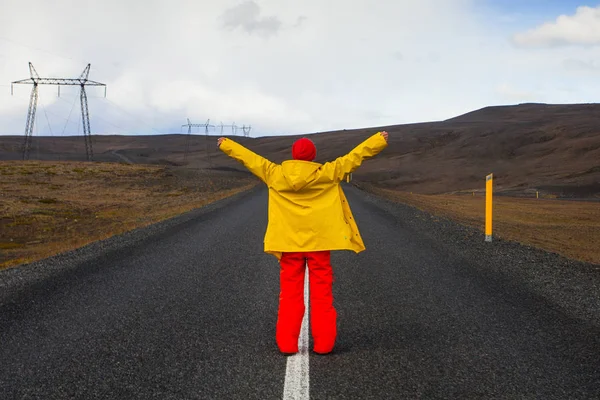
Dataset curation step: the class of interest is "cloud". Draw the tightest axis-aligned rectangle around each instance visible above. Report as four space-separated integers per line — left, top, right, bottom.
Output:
563 58 600 73
416 52 440 63
3 0 600 138
294 16 308 28
220 1 282 38
512 6 600 48
497 13 522 24
496 83 537 102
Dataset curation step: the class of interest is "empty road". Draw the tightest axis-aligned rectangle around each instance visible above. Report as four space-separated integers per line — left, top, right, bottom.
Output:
1 185 599 399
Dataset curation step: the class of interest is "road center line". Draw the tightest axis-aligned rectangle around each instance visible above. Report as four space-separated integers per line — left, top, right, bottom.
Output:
283 263 309 400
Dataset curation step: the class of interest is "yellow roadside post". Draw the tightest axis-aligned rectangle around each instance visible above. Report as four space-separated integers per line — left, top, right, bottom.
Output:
485 173 493 242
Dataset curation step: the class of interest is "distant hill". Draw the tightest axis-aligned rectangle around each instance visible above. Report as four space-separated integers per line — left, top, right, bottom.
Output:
1 103 599 197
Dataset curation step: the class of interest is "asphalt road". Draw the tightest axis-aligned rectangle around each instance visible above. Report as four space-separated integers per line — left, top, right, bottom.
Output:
1 185 599 399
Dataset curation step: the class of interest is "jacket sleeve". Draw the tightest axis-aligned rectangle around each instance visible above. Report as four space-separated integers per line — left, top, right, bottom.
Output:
320 132 388 182
219 138 277 184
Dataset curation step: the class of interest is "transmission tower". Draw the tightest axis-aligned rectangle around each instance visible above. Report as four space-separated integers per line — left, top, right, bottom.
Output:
203 119 215 167
182 118 194 162
11 63 106 161
241 124 252 137
217 121 239 136
181 119 249 166
181 118 214 165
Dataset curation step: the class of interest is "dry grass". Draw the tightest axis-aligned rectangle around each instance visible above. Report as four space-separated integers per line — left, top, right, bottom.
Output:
0 161 257 269
357 183 600 265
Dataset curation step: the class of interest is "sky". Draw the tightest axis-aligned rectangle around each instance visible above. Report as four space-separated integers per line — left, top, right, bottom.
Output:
1 0 600 137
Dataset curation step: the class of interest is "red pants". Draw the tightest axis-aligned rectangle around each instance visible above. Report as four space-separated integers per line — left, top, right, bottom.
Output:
276 251 337 354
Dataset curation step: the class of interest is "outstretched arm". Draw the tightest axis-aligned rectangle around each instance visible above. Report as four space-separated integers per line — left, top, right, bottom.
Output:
320 131 388 182
217 137 277 184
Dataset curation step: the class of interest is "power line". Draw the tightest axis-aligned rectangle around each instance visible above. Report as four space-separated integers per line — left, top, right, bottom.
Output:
100 96 163 135
35 106 40 160
58 96 139 136
0 35 120 76
60 93 80 136
38 93 57 156
0 35 80 63
39 96 55 137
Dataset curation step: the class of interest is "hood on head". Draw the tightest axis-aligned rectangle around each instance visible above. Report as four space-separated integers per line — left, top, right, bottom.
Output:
281 160 321 191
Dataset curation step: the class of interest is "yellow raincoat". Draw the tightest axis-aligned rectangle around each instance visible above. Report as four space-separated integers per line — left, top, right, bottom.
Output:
219 132 388 260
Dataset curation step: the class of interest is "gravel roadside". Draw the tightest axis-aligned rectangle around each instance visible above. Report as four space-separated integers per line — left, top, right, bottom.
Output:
3 181 598 329
0 185 262 306
349 184 600 327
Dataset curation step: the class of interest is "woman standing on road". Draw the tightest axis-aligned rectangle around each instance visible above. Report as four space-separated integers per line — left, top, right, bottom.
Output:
217 131 388 355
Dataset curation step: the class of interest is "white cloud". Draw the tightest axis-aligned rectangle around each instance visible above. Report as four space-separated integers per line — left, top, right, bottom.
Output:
496 83 537 102
293 16 308 28
392 51 404 61
513 6 600 48
498 13 522 24
220 1 283 38
563 58 600 73
1 0 600 138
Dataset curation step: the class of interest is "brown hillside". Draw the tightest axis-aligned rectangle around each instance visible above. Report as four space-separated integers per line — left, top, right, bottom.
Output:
1 103 599 197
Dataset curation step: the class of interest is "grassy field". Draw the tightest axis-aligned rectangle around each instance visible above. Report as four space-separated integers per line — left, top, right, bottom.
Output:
0 161 257 269
357 183 600 265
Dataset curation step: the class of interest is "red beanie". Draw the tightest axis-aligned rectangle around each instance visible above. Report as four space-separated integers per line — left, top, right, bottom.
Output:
292 138 316 161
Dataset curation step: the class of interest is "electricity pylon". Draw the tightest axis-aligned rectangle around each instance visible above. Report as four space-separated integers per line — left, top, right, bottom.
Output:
182 118 249 166
181 118 215 165
11 63 106 161
241 124 252 137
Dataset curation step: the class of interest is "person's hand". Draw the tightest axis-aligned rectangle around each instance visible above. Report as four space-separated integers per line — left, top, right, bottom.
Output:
380 131 388 142
217 137 226 147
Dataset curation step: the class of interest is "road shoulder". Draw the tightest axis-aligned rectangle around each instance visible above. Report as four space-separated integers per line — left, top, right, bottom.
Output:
0 185 263 305
347 184 600 327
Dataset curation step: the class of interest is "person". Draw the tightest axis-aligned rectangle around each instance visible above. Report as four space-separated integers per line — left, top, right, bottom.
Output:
217 131 388 355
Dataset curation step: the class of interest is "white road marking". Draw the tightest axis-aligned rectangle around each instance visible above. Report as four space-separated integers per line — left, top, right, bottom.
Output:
283 263 309 400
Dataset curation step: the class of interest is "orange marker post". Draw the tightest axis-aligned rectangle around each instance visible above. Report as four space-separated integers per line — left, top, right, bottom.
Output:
485 173 493 242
